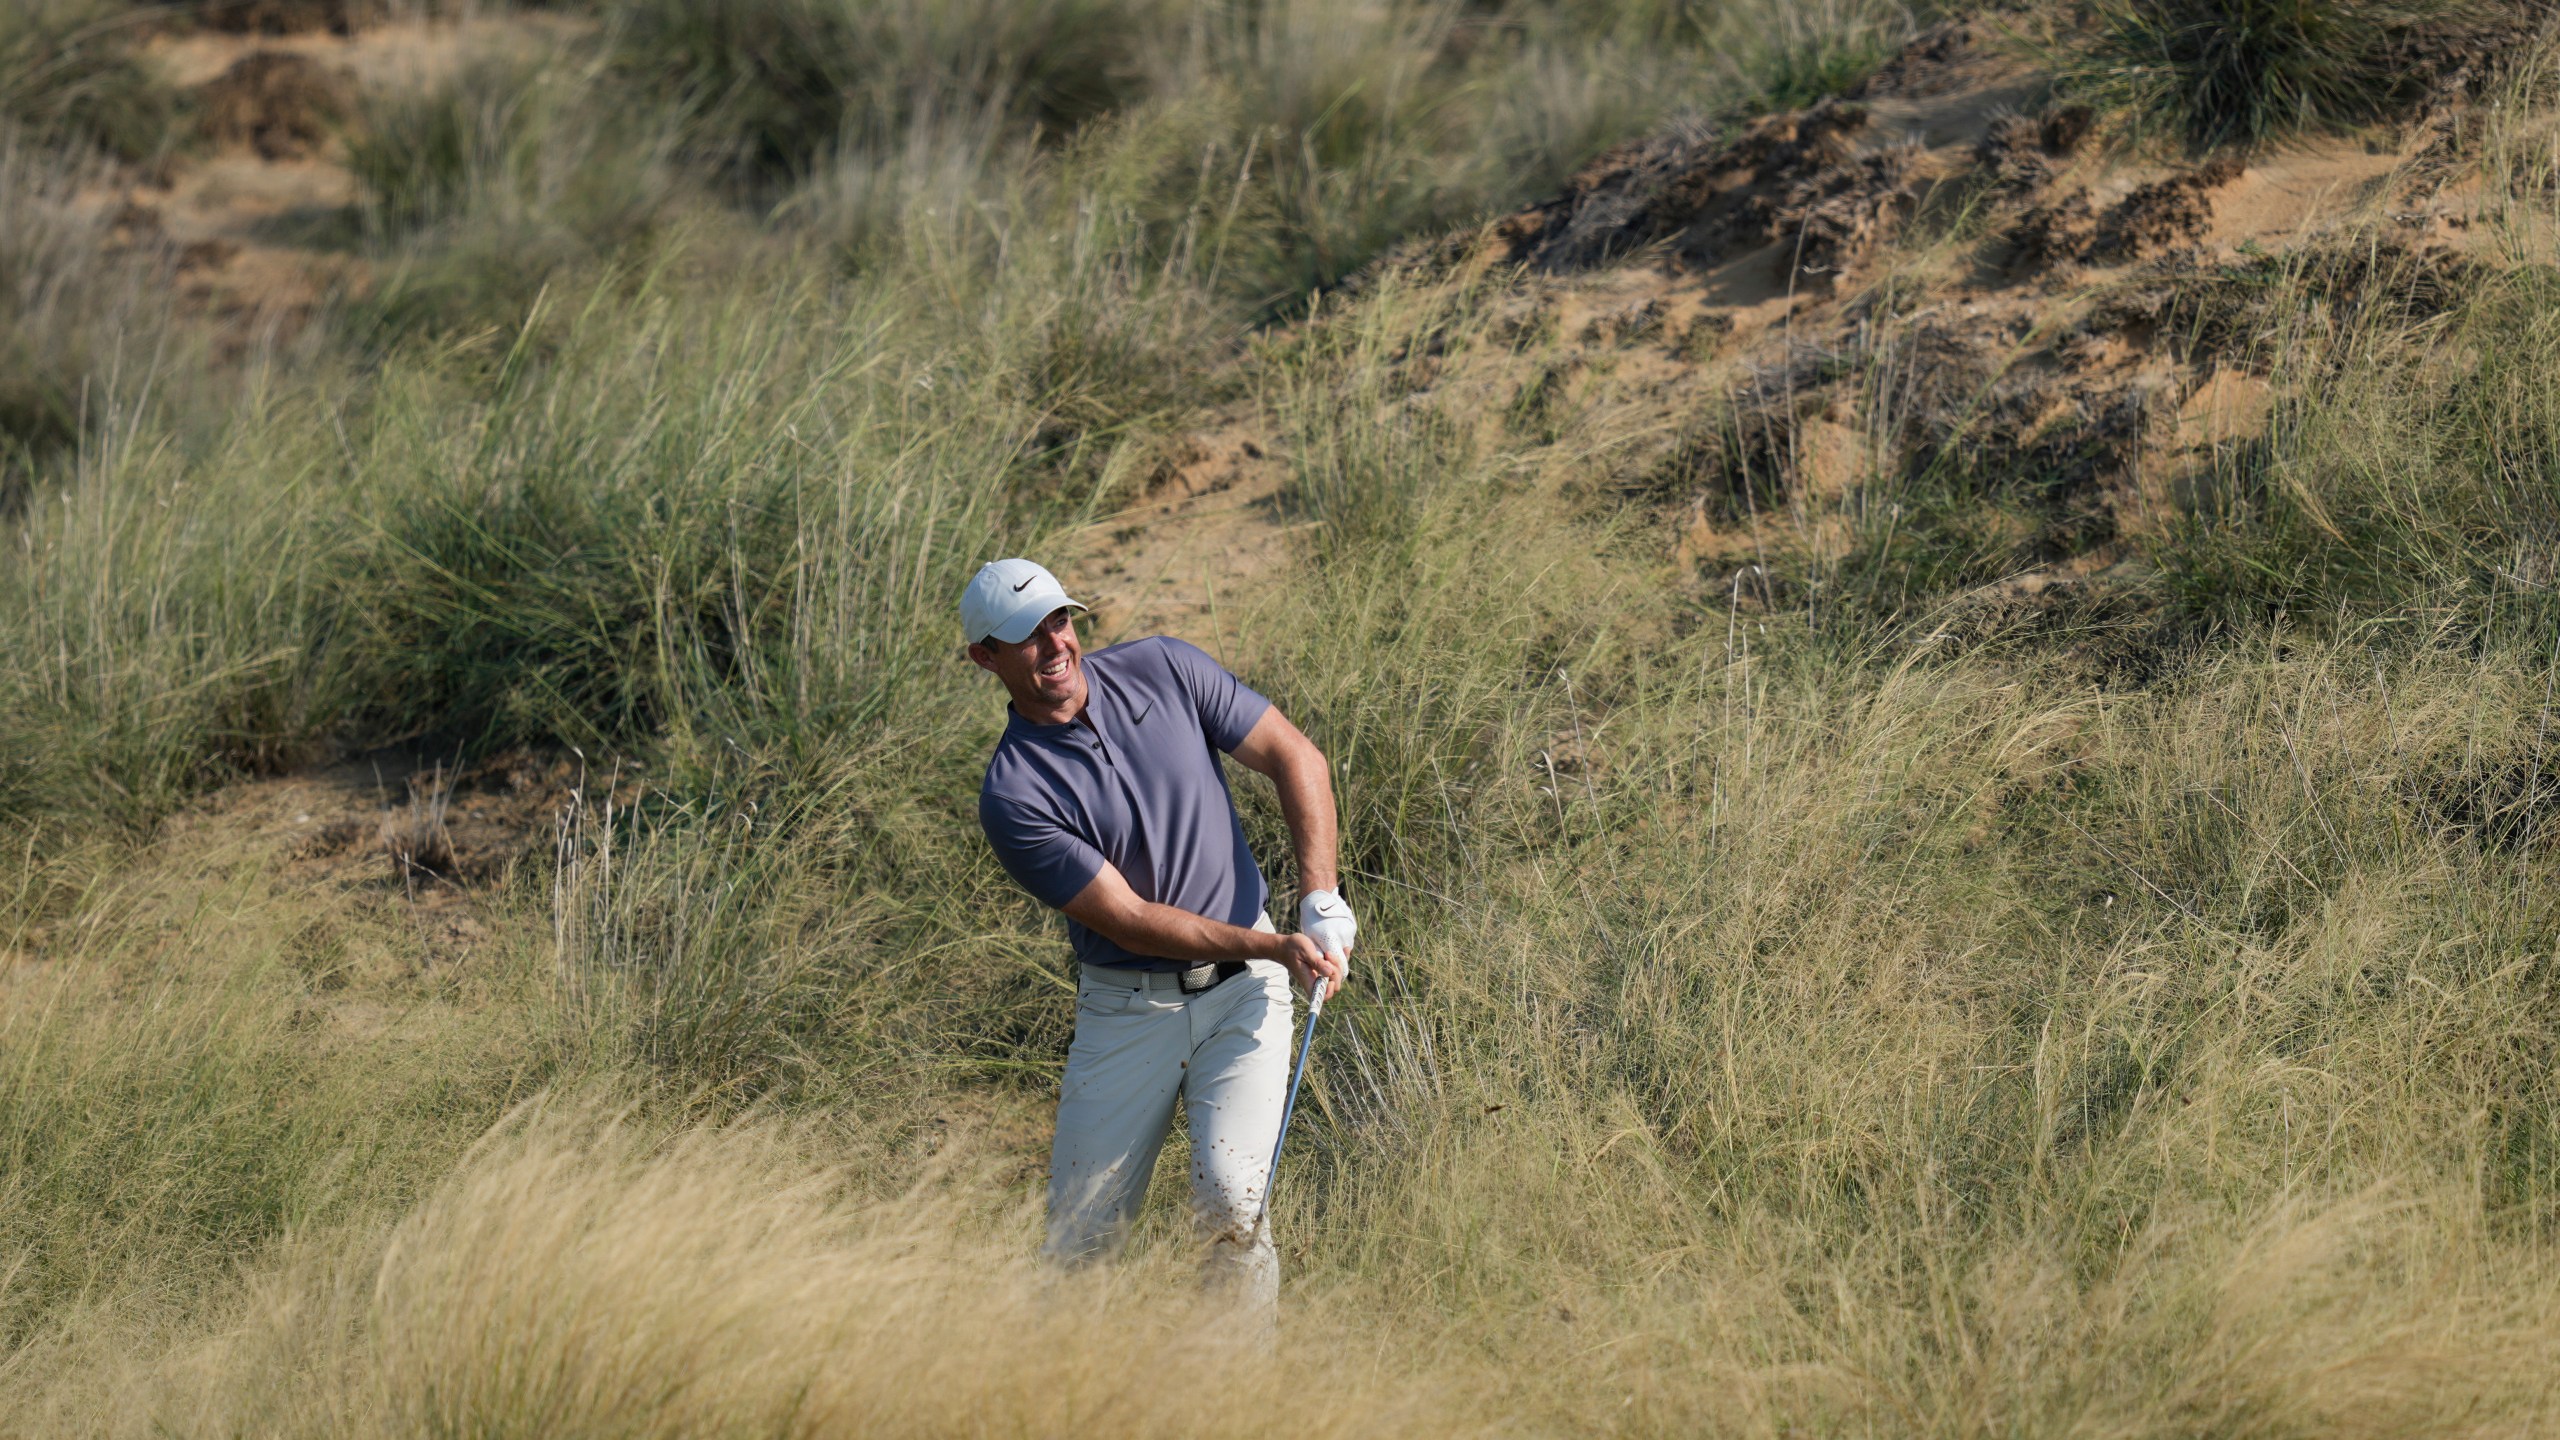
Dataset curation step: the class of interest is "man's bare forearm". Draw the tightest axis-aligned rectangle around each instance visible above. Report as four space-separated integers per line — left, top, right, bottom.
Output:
1230 709 1341 902
1074 895 1286 963
1059 857 1340 989
1272 748 1339 899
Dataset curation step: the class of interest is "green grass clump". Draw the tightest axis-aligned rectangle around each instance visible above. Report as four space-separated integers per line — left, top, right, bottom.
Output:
0 0 175 160
342 51 691 339
1734 0 1916 107
2061 0 2484 149
2144 253 2560 637
608 0 1170 184
0 140 117 506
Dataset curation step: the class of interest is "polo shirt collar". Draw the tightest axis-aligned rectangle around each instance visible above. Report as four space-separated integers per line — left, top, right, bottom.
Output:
1005 694 1100 740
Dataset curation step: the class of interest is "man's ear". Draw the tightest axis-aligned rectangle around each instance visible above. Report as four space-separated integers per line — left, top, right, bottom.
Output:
965 642 996 675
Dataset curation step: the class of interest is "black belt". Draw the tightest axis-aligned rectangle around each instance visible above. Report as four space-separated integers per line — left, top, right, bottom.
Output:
1178 960 1249 994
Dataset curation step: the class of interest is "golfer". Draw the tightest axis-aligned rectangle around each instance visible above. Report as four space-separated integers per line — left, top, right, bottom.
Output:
963 558 1355 1311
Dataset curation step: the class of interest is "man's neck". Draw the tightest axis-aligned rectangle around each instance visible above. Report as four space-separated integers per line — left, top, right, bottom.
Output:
1012 691 1087 727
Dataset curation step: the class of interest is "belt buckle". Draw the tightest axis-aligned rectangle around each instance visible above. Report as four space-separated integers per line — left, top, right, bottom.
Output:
1177 962 1218 994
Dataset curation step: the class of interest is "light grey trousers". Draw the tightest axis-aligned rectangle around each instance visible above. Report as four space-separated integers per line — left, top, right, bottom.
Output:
1046 917 1291 1314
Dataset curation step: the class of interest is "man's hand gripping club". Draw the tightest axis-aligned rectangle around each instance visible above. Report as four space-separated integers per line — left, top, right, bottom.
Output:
1297 888 1356 1002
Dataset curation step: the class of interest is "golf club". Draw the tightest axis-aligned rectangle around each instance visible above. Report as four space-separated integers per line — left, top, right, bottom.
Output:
1256 979 1329 1231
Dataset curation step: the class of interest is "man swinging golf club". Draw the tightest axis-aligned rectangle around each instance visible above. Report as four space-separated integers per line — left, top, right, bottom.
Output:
964 558 1354 1313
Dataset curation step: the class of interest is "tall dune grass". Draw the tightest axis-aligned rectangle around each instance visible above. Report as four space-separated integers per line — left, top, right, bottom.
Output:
668 0 1939 310
0 819 572 1356
0 138 188 518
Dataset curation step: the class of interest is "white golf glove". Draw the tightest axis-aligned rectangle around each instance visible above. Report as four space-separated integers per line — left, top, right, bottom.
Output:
1298 888 1357 972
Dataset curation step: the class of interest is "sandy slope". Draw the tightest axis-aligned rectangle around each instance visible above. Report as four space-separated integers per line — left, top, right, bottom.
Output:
1067 18 2525 651
68 12 588 348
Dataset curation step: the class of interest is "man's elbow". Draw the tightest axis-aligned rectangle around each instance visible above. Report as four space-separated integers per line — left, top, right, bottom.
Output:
1061 918 1123 957
1060 889 1145 952
1286 734 1331 784
1059 876 1141 953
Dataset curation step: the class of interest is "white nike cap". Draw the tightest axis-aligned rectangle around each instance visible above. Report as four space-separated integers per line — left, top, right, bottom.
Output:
960 558 1085 645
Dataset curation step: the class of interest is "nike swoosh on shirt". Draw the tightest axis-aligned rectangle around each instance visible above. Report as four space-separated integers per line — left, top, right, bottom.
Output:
1130 700 1154 725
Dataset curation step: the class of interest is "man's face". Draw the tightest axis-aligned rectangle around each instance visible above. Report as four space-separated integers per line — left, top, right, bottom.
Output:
968 608 1085 715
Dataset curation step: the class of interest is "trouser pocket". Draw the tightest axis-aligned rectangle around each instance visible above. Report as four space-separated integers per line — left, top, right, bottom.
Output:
1076 972 1148 1018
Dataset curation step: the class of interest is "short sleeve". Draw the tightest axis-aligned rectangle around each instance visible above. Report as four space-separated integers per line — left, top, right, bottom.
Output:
1156 638 1271 752
979 790 1106 909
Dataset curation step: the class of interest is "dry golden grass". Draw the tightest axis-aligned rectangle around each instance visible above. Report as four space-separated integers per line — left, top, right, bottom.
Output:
20 1108 1470 1439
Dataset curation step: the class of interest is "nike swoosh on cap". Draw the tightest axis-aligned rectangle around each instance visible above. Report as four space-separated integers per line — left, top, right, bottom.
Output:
1012 576 1036 591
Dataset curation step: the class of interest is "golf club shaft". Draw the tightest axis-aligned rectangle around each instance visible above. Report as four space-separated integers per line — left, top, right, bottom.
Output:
1257 985 1327 1228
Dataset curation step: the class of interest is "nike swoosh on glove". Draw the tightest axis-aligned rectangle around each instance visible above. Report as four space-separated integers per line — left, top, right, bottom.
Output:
1298 888 1357 970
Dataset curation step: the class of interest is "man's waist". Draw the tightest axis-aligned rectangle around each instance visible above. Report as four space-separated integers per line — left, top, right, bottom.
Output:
1081 959 1255 995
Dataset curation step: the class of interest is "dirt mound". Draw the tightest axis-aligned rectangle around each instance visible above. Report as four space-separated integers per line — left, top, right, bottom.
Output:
2080 239 2481 371
195 0 356 36
2101 156 2245 256
1065 418 1294 648
288 748 579 891
1492 118 1720 272
2390 3 2558 108
1486 21 2088 288
2005 156 2245 273
194 50 349 159
1972 103 2095 195
1849 18 1983 101
1497 97 1920 285
1631 297 2148 575
1407 0 2545 638
1974 113 2055 195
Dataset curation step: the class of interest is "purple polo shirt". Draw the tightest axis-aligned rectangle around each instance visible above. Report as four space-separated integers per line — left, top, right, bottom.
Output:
978 636 1273 970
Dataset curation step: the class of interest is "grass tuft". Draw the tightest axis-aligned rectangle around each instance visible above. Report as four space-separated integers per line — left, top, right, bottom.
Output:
2061 0 2486 149
342 50 689 339
607 0 1171 184
0 0 176 160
